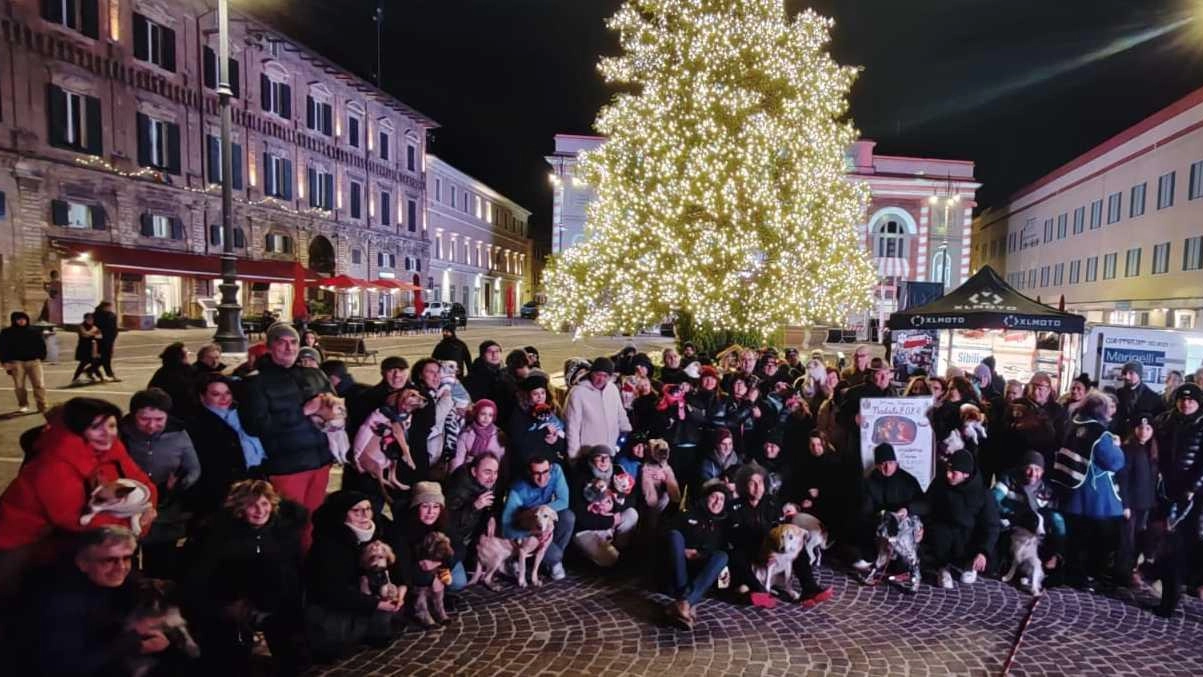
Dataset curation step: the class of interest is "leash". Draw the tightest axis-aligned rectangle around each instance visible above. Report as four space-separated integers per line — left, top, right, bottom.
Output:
1000 593 1042 676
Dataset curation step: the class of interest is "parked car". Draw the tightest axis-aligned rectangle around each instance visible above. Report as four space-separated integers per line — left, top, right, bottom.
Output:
445 302 467 327
420 302 448 318
520 301 540 319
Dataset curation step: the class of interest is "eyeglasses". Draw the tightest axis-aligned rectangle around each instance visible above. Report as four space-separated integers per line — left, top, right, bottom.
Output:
531 469 552 478
93 555 134 566
348 506 373 515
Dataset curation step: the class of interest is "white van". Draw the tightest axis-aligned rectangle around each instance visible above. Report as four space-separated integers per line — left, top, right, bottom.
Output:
1079 324 1203 393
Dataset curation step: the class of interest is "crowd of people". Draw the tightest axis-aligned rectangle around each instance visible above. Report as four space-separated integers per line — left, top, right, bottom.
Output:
1 317 1202 676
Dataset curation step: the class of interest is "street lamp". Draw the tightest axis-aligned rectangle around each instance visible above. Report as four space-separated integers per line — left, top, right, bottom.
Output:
213 0 248 352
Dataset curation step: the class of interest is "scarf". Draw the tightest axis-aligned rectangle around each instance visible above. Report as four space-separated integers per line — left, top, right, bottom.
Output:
469 421 497 456
206 404 266 469
346 521 376 544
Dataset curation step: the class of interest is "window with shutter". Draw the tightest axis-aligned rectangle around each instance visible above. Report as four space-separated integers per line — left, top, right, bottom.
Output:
133 14 175 71
47 85 101 155
381 192 391 226
234 228 245 248
0 192 5 220
231 143 243 190
46 0 100 39
89 205 106 230
348 116 360 148
207 136 220 184
350 182 362 219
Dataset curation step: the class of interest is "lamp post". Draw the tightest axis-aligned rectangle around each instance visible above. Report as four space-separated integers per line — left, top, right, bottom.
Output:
213 0 248 352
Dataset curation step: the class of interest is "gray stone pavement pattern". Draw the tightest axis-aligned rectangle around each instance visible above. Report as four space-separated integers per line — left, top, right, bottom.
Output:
0 320 672 491
312 569 1203 677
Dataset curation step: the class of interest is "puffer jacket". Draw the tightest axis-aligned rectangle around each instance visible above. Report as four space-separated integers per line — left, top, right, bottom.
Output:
921 470 1001 558
1057 417 1124 518
120 416 201 544
668 498 729 554
240 355 333 476
0 311 46 363
1155 407 1203 502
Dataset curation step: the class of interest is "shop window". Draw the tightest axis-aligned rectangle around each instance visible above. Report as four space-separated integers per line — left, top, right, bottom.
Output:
265 233 293 254
262 153 293 199
133 13 175 72
43 0 100 39
208 225 246 248
136 113 180 174
50 199 106 230
47 85 102 155
202 46 240 98
307 167 334 209
140 213 183 240
206 136 243 189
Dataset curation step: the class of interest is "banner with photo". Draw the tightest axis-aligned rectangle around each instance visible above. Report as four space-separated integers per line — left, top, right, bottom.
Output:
859 396 936 490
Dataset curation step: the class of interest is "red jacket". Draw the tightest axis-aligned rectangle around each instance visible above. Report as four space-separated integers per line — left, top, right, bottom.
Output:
0 425 157 552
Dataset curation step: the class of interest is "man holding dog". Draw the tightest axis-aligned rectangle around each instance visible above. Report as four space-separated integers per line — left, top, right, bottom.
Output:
501 454 575 581
854 443 924 572
446 453 501 588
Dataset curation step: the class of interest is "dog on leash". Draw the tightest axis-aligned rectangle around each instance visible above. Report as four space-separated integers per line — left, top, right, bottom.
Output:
1001 513 1045 595
756 524 806 600
469 506 559 590
787 510 831 568
127 578 200 677
860 511 923 592
80 479 154 536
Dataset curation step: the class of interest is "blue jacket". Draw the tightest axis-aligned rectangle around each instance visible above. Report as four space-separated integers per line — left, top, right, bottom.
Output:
502 463 570 539
1059 418 1125 518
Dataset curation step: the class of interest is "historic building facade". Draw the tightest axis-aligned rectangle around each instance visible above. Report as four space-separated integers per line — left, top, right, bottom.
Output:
425 155 532 316
546 135 979 325
972 86 1203 329
0 0 435 326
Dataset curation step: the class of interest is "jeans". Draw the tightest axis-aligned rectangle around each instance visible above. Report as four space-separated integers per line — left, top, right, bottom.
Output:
666 530 728 605
449 561 468 591
542 509 576 569
8 360 46 411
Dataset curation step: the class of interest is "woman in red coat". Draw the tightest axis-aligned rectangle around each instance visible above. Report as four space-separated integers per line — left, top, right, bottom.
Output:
0 398 158 588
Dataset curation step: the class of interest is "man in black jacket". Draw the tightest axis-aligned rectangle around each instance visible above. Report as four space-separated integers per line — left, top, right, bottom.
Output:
240 322 333 552
1116 361 1167 437
0 311 47 413
465 340 504 402
445 454 500 585
93 301 120 381
921 449 1001 589
1150 383 1203 616
432 323 472 377
854 443 924 570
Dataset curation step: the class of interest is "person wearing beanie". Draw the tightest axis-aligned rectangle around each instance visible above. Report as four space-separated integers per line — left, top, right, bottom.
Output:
505 373 566 472
571 447 639 568
241 317 336 552
563 355 631 461
922 448 1000 589
853 443 925 571
1115 360 1166 438
501 455 575 582
431 323 471 377
451 399 505 473
305 489 407 659
297 346 321 368
662 479 731 630
1148 381 1203 616
403 480 454 627
750 427 791 500
464 340 504 404
991 450 1065 586
2 310 50 413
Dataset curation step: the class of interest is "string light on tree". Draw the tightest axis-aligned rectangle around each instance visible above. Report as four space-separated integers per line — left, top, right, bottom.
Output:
540 0 878 340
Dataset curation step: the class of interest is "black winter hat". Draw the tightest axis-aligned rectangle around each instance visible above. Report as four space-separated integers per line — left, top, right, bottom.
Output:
631 353 654 375
948 449 974 474
591 356 615 375
1174 383 1203 403
874 443 897 464
1021 450 1045 470
519 373 550 392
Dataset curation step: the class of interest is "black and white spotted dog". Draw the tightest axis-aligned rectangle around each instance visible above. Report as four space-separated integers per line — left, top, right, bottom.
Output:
860 511 923 592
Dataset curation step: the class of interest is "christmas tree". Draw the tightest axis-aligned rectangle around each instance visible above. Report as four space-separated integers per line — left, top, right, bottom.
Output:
541 0 879 340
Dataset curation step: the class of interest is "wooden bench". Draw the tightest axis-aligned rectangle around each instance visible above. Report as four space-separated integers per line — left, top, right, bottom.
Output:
319 336 378 364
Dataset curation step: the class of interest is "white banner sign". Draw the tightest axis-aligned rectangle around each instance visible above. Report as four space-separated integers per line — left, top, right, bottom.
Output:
859 396 936 490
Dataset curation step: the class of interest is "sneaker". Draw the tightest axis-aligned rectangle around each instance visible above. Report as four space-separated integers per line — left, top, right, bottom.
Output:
852 559 872 572
17 406 30 413
800 586 834 608
960 570 977 584
939 568 954 589
550 563 565 581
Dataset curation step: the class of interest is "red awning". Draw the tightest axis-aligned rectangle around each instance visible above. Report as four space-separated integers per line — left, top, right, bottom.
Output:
322 274 362 289
371 279 420 291
55 241 315 283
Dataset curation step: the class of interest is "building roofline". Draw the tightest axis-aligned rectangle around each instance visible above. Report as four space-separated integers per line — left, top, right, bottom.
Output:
427 155 531 218
1008 84 1203 202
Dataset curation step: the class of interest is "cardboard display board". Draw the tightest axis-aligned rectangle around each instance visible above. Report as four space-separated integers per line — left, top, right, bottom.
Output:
859 396 936 490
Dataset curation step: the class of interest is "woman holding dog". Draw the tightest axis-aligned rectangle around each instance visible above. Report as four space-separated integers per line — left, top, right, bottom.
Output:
184 480 306 674
305 489 407 661
403 482 456 627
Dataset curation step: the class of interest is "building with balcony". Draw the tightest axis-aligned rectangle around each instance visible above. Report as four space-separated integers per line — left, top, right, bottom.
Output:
971 86 1203 329
0 0 435 327
426 156 532 316
546 134 979 325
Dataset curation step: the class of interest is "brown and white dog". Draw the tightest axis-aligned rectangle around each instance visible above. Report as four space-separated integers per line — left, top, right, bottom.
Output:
756 524 806 600
80 478 153 536
352 388 427 494
358 540 404 605
470 506 559 590
788 512 831 568
127 579 200 677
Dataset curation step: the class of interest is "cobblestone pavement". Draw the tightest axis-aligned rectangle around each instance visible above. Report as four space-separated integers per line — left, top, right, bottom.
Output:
311 567 1203 677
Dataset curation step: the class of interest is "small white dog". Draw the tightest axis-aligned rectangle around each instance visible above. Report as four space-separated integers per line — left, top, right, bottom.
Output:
1001 514 1045 595
788 512 831 568
757 524 806 600
80 479 153 536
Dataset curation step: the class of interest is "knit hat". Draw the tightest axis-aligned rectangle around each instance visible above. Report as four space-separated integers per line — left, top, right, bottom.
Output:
762 426 784 448
590 356 615 375
683 361 702 379
410 481 445 508
266 321 300 344
1021 450 1045 470
631 353 654 375
471 399 497 418
298 347 321 363
948 449 974 474
700 478 730 500
442 323 457 334
699 365 719 381
519 373 550 392
585 444 614 461
1121 361 1143 378
733 462 767 492
874 442 897 464
1174 383 1203 403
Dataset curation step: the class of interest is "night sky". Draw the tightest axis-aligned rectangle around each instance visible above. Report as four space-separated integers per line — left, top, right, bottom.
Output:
243 0 1203 244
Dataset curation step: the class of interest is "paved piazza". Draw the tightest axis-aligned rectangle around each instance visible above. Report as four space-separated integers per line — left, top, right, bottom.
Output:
313 566 1202 676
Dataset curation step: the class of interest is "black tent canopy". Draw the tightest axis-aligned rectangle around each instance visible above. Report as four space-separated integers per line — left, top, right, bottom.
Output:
886 266 1085 333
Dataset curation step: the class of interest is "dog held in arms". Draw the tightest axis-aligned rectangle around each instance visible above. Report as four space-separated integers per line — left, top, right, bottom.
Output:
411 532 455 628
352 388 427 494
127 578 201 677
470 506 559 590
80 478 154 536
1001 512 1045 595
860 511 924 592
359 540 406 606
756 524 807 600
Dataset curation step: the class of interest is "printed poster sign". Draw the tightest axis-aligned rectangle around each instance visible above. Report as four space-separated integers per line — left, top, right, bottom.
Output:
859 396 936 490
891 329 938 385
60 260 98 324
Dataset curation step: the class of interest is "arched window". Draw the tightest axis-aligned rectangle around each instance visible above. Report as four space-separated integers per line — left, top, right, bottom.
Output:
931 246 950 288
876 220 906 258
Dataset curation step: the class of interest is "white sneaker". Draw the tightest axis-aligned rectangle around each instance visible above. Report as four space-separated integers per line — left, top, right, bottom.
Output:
939 568 954 589
18 406 30 413
852 559 872 572
550 563 566 581
960 570 977 584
